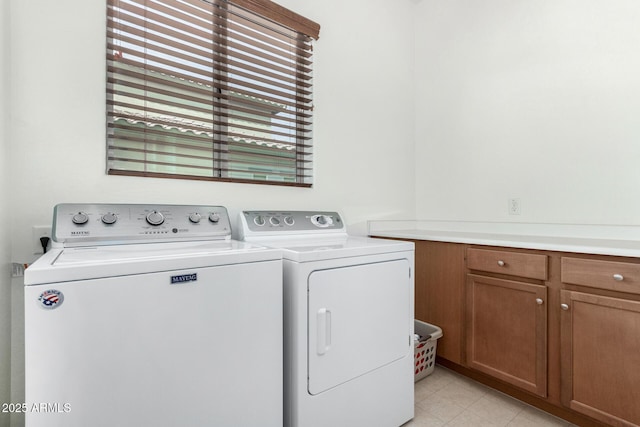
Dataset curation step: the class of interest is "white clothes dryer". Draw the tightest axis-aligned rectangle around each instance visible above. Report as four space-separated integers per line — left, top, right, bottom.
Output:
239 210 415 427
24 204 283 427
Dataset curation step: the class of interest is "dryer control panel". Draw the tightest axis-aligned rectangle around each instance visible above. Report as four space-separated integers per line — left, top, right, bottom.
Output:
239 210 346 239
53 204 231 246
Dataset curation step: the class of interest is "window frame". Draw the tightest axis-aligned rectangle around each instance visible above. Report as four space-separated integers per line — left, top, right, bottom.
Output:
106 0 320 187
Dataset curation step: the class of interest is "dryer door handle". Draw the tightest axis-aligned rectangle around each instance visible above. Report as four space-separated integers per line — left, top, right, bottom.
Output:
316 308 332 355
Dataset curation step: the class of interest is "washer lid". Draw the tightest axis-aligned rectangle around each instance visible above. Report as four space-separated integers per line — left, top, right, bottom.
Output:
24 240 281 285
261 236 414 262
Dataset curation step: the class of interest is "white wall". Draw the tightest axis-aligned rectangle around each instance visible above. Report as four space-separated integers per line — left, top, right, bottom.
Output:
6 0 416 420
415 0 640 224
0 0 11 426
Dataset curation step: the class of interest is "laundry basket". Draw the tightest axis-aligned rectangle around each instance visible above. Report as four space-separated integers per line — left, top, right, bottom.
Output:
414 320 443 382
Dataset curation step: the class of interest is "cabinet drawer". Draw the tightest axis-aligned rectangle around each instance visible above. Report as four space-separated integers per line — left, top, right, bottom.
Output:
467 248 548 280
561 257 640 294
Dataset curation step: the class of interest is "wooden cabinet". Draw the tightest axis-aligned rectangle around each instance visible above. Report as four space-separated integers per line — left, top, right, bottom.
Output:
466 248 548 397
380 237 640 426
414 241 466 364
560 257 640 427
466 274 547 396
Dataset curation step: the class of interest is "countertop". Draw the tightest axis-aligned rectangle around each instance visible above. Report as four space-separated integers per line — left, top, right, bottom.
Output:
367 220 640 258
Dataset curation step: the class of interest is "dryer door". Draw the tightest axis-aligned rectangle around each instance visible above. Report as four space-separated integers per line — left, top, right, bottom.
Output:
307 259 411 395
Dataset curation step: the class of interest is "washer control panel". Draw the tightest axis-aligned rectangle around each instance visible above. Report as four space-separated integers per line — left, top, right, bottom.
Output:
53 204 231 246
241 211 346 236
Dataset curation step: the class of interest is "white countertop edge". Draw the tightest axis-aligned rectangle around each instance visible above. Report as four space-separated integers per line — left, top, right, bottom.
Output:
369 229 640 258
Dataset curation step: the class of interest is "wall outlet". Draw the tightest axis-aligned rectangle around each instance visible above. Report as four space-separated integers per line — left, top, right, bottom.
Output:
32 226 52 254
508 198 522 215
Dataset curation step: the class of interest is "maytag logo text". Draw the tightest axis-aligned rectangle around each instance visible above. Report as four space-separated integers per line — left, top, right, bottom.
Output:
170 273 198 284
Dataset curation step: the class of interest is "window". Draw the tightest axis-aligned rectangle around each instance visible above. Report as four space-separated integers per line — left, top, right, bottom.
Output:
106 0 320 186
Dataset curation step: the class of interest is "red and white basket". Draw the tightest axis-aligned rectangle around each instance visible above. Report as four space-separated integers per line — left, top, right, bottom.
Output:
414 320 443 382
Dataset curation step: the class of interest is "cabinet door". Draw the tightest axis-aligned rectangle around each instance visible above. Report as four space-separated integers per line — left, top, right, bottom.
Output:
560 290 640 427
466 274 547 397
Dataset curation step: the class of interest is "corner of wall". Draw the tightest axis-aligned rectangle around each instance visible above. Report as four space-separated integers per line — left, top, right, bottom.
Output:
0 1 13 426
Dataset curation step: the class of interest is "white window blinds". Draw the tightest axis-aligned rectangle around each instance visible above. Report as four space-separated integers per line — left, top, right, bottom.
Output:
106 0 319 186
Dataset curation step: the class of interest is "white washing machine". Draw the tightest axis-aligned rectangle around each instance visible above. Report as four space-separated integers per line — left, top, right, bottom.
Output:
24 204 283 427
238 210 415 427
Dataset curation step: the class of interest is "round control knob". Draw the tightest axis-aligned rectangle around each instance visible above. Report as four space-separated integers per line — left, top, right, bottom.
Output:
270 217 281 226
72 212 89 225
146 211 165 226
254 216 266 226
189 212 202 223
312 215 333 227
209 213 220 223
101 212 117 225
284 216 295 226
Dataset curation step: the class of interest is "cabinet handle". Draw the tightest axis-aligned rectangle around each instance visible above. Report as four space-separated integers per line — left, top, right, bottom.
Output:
613 274 624 281
561 303 569 311
536 298 544 305
497 260 505 267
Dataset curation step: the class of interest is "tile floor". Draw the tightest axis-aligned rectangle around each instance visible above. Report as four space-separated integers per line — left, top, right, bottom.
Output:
405 366 577 427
